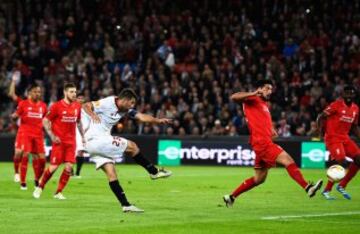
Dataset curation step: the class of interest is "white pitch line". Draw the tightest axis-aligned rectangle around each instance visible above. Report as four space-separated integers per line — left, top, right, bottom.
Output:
262 211 360 220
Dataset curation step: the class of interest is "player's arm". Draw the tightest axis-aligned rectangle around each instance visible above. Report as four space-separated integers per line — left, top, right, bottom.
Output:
271 127 279 139
77 121 86 145
8 75 19 102
82 102 101 123
133 112 173 125
230 89 261 103
43 117 60 144
351 123 360 139
316 112 327 138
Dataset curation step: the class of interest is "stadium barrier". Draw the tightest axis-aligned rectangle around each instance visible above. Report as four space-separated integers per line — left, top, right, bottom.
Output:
1 134 358 168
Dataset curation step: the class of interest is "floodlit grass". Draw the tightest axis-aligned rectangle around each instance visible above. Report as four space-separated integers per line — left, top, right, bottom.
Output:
1 163 359 234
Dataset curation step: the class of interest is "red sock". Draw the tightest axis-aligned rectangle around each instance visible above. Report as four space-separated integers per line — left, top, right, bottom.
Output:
14 156 21 174
339 163 359 188
39 168 53 189
20 156 29 184
32 158 40 181
56 169 71 194
38 158 46 179
286 163 308 189
324 180 334 192
231 177 256 198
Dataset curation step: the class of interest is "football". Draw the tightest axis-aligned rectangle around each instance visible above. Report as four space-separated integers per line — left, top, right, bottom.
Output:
327 165 346 182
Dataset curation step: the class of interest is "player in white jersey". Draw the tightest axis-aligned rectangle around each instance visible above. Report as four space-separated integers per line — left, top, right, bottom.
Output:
74 94 86 178
82 88 172 213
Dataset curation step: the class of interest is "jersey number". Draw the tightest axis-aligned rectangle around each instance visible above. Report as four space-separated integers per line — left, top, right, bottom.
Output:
112 136 122 147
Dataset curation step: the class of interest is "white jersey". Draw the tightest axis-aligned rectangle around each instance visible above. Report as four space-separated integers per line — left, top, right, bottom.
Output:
83 96 137 140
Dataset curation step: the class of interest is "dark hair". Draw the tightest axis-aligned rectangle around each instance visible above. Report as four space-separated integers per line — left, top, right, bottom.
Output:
64 82 76 91
28 84 40 91
255 79 273 88
119 88 138 101
343 85 355 93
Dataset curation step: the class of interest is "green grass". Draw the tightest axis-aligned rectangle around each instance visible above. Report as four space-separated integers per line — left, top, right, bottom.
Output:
0 163 360 234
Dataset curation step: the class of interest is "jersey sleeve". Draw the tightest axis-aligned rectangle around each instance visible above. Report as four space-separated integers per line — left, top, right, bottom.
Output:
243 95 258 105
323 102 338 116
46 103 58 121
15 101 24 116
92 96 115 114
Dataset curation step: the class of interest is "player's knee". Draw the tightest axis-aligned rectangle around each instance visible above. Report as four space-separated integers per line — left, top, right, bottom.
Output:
126 140 139 157
15 149 22 157
254 177 266 185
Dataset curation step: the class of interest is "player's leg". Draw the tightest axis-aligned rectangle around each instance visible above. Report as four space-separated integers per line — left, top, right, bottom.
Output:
19 152 29 190
224 168 268 207
54 162 73 199
125 139 172 179
100 162 143 213
322 143 346 199
33 144 62 199
276 151 322 197
13 148 23 183
75 150 85 177
336 140 360 200
32 153 40 186
32 137 46 186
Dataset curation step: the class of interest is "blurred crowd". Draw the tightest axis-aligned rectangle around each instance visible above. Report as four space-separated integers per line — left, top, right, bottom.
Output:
0 0 359 136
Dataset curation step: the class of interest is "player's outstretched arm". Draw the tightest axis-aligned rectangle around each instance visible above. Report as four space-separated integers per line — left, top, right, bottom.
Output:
83 102 101 123
8 75 19 102
230 89 261 103
43 117 60 144
134 113 173 125
316 112 328 139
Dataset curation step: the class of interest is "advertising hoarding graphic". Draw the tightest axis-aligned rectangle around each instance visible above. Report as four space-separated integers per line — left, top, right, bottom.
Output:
301 142 326 168
158 140 181 166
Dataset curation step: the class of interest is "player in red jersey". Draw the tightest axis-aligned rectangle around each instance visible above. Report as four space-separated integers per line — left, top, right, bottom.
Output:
317 85 360 200
15 83 47 190
223 80 323 207
8 72 24 183
33 83 84 200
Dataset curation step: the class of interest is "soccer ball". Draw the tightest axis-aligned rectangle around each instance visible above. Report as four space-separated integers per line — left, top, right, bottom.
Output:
327 165 346 182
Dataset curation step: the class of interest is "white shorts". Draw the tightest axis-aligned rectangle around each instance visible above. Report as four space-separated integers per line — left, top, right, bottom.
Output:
85 135 128 169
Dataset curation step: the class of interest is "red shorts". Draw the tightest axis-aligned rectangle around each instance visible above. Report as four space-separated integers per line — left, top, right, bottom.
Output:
50 143 76 165
326 139 360 162
253 142 284 169
15 132 25 150
23 135 45 154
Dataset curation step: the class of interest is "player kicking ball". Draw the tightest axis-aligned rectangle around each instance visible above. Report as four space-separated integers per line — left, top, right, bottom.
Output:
82 89 172 213
317 85 360 200
223 80 323 207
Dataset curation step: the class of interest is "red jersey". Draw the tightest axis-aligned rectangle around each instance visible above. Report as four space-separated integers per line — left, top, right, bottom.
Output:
324 99 359 143
46 100 81 144
16 99 47 137
243 96 273 145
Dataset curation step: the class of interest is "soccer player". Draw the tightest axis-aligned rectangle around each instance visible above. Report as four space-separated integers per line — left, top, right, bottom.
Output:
223 80 323 207
8 72 24 183
74 94 86 178
317 85 360 200
82 88 172 213
33 83 84 200
12 81 47 190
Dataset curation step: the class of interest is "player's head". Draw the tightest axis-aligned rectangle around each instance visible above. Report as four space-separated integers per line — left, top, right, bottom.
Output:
117 88 138 111
342 85 356 105
255 79 273 100
28 84 41 101
76 92 85 104
63 83 77 103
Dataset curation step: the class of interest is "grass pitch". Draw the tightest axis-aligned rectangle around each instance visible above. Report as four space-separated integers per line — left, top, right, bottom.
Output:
0 163 359 234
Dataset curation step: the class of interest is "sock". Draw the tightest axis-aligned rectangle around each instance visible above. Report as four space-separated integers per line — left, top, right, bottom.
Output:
76 156 84 176
20 156 29 184
231 177 257 198
132 152 158 175
56 169 71 194
32 158 40 181
14 156 21 174
339 163 359 188
109 180 131 207
286 163 308 189
324 180 334 192
39 168 53 189
38 158 46 179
